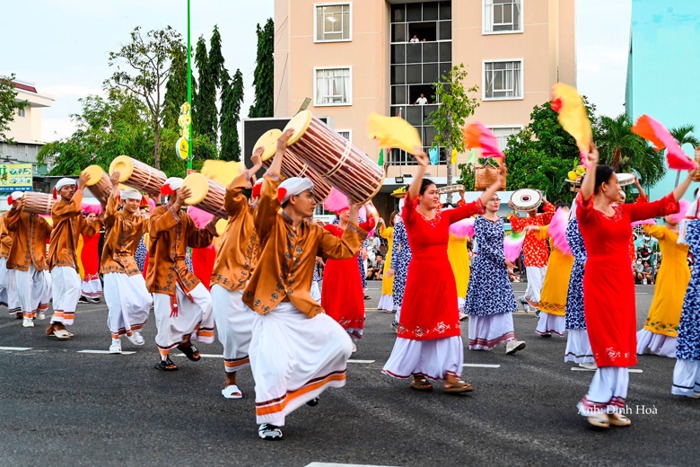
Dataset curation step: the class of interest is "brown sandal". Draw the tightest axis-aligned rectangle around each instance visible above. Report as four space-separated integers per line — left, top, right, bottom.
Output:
608 412 631 427
444 380 474 394
410 376 433 391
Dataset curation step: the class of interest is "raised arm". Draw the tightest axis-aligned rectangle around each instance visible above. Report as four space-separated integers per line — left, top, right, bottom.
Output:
580 144 599 202
103 172 121 230
407 147 429 201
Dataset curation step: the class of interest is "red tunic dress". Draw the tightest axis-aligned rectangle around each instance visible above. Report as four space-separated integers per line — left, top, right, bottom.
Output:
80 232 100 282
321 223 369 339
577 193 679 367
398 194 484 340
509 201 556 267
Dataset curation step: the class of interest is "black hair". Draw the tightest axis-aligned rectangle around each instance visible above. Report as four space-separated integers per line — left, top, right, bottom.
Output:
419 178 436 195
594 165 615 195
390 210 399 225
554 200 568 209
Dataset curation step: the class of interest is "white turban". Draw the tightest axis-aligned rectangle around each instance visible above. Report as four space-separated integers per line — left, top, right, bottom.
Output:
278 177 314 204
7 191 25 205
120 189 143 201
160 177 184 196
53 178 76 199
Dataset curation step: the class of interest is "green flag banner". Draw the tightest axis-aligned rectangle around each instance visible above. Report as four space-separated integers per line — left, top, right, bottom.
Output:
378 148 384 166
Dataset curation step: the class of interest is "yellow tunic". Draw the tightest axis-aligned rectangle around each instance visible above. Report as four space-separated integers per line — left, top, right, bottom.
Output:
447 233 470 299
537 228 574 316
642 225 690 337
379 225 394 295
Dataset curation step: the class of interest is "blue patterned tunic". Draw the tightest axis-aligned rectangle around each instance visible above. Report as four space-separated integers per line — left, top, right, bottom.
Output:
134 236 148 272
391 218 412 309
464 216 517 316
565 218 587 330
677 219 700 361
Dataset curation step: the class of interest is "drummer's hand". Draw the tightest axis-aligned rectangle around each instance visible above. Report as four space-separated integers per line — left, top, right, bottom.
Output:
586 143 599 165
277 129 294 153
251 147 264 168
110 171 120 188
13 197 25 210
78 172 89 189
175 186 191 208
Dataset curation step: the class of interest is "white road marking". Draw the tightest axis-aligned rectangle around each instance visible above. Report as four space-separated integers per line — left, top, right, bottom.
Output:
307 463 397 467
347 359 375 364
0 346 32 351
571 367 643 374
173 353 223 358
77 350 136 355
463 363 501 368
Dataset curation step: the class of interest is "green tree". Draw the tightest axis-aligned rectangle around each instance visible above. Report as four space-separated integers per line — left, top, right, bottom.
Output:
248 18 274 118
163 43 197 131
597 113 665 188
209 25 226 89
427 63 480 199
104 26 183 170
0 74 28 142
669 125 700 187
192 35 217 146
220 69 245 161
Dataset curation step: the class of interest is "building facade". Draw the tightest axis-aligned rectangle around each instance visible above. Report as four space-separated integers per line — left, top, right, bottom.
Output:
626 0 700 200
273 0 575 209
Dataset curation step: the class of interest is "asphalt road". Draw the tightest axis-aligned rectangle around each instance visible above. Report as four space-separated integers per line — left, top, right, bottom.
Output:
0 281 698 467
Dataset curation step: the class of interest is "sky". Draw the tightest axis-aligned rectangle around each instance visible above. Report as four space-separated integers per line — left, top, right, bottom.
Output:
2 0 631 142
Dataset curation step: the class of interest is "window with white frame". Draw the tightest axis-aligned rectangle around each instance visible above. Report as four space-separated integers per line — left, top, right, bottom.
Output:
484 60 522 99
315 67 351 106
489 126 522 150
337 130 351 141
17 107 25 117
483 0 522 34
315 3 351 42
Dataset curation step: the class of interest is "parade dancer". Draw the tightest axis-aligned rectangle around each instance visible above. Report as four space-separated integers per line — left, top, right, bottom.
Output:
564 196 595 368
210 150 263 399
672 196 700 398
575 146 693 428
382 149 502 393
80 204 103 303
377 212 397 312
101 174 152 354
148 177 218 371
464 192 527 354
0 212 12 312
508 195 556 310
46 176 101 339
390 214 411 330
636 201 691 357
4 192 52 328
243 130 366 440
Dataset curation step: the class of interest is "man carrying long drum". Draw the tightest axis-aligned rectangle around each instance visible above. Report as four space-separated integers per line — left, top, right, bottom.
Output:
147 177 219 371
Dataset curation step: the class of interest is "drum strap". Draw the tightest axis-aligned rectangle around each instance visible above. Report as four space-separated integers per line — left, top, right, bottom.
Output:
326 141 352 178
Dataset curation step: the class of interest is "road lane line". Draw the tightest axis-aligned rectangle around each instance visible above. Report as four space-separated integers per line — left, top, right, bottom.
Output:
173 353 223 358
571 367 643 374
463 363 500 368
347 359 375 364
77 350 136 355
0 346 32 351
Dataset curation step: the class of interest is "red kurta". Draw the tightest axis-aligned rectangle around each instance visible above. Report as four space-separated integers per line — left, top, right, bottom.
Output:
398 194 484 340
321 223 370 338
577 193 679 367
80 232 101 281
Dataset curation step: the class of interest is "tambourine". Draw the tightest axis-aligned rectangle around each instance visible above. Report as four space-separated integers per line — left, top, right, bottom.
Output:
510 188 542 212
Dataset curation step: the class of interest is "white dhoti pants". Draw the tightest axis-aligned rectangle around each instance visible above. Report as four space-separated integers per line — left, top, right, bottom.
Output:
8 265 51 319
212 285 254 373
310 281 321 303
672 359 700 397
250 302 352 426
104 272 152 339
577 367 629 415
524 266 546 306
382 336 464 381
81 273 102 299
0 257 8 307
153 282 214 353
51 266 82 325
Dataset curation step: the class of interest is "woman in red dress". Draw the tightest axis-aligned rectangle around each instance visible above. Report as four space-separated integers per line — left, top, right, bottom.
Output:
80 204 103 303
382 148 504 393
576 146 695 428
322 209 375 352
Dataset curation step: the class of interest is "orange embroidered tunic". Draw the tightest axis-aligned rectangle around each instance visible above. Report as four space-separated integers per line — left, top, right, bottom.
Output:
146 203 217 296
0 215 12 259
211 173 259 292
49 190 101 271
509 200 556 267
4 208 52 271
242 171 367 318
100 194 149 277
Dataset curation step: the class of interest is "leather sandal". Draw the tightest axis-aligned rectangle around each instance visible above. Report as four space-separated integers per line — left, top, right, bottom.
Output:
444 380 474 394
410 376 433 391
154 357 178 371
587 413 610 428
608 412 631 427
177 343 201 362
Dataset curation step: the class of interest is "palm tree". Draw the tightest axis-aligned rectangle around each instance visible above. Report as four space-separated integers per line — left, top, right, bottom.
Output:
670 125 700 187
597 113 666 187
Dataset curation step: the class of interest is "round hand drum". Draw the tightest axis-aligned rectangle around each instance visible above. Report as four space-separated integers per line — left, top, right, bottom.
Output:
82 165 112 207
181 173 228 219
510 189 542 212
282 111 384 204
255 129 333 202
109 156 167 198
23 192 56 215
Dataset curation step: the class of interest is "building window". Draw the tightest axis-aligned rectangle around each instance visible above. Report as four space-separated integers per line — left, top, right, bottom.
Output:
489 126 523 150
337 130 351 141
483 60 523 100
17 108 25 117
483 0 522 34
315 67 351 106
315 3 351 42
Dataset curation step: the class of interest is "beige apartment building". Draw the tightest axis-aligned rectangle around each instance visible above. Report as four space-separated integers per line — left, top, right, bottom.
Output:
274 0 575 207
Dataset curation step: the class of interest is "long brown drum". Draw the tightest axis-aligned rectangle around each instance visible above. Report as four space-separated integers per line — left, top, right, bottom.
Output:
181 173 227 218
24 192 56 215
82 165 112 207
255 129 332 202
283 111 384 204
109 156 166 197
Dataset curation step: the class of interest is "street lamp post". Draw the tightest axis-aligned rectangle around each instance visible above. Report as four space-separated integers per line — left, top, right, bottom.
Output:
186 0 193 171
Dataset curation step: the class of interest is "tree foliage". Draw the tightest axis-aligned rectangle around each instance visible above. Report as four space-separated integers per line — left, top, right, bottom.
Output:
0 74 28 142
209 25 226 89
104 26 182 170
192 36 217 145
220 69 245 161
163 43 197 131
248 18 275 118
